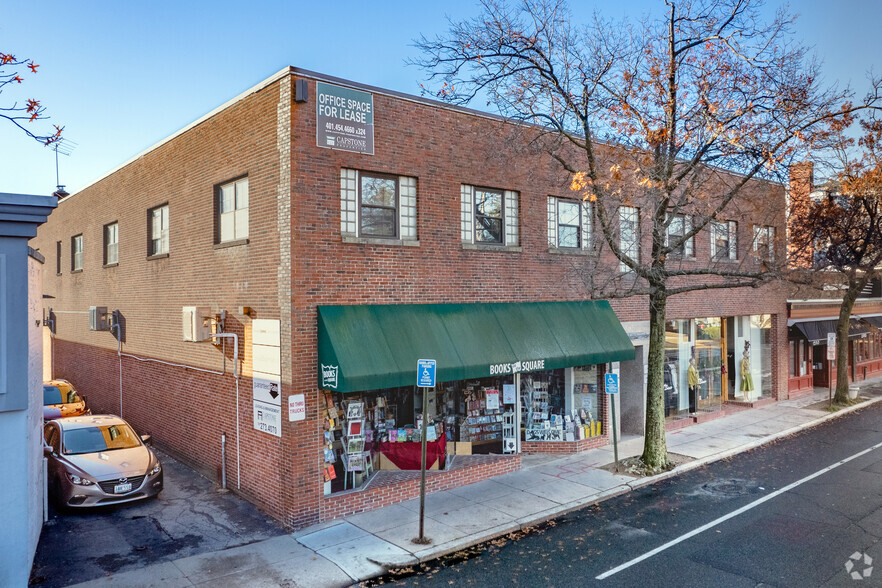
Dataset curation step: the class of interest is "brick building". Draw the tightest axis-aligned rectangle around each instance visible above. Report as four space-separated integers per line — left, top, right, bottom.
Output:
786 162 882 396
32 67 791 529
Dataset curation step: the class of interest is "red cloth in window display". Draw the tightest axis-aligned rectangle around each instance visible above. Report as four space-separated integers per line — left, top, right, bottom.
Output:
377 434 447 470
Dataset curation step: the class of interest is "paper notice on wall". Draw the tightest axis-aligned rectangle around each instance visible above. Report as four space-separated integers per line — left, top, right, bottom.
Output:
486 389 500 411
503 384 516 404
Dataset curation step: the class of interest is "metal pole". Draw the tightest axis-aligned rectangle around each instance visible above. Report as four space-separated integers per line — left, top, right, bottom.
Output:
221 433 227 490
611 391 620 473
829 359 833 407
418 386 429 542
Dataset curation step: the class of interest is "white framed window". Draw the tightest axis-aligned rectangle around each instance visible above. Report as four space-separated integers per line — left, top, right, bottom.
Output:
711 220 738 261
548 197 592 249
218 177 249 243
619 206 639 272
340 169 417 241
665 214 694 257
71 234 83 271
104 222 119 266
753 225 775 262
149 204 169 256
461 185 518 246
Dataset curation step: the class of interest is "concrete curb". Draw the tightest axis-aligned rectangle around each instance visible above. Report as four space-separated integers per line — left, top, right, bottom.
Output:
365 391 882 578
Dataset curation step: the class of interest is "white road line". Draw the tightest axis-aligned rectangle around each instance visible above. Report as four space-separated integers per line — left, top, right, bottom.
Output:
596 438 882 580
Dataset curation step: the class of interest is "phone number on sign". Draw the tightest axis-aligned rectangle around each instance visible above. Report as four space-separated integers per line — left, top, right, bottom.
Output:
325 122 366 135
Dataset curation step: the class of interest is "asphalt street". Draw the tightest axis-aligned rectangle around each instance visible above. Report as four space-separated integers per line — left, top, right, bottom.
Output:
374 401 882 587
29 448 284 588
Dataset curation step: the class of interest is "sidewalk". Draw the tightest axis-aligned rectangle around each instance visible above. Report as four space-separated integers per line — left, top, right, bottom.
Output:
72 380 882 588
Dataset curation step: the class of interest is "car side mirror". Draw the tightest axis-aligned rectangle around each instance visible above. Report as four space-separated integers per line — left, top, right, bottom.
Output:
140 434 152 446
43 445 54 456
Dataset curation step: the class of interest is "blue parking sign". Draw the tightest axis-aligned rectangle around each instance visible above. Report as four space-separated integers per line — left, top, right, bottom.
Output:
605 373 619 395
417 359 436 388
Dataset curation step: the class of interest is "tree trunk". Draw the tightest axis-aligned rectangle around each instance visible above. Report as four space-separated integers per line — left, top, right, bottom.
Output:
834 285 861 404
641 286 669 469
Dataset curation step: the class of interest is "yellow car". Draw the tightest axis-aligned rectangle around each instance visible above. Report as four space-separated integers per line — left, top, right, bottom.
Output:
43 379 90 420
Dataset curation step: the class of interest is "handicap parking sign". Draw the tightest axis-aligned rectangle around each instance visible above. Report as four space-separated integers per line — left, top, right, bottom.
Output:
605 373 619 394
417 359 436 388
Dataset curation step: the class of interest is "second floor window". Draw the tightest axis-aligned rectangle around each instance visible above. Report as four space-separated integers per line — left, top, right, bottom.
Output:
753 225 775 262
218 177 249 243
619 206 639 272
104 222 119 265
71 234 83 271
711 220 738 261
149 204 169 256
666 214 694 257
548 196 592 249
360 173 398 238
340 169 417 241
461 185 519 246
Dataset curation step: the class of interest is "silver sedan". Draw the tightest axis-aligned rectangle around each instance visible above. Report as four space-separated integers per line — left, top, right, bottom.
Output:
44 415 163 508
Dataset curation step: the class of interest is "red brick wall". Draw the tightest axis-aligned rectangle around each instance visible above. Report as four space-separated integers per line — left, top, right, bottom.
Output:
31 69 791 529
321 454 521 521
32 77 288 521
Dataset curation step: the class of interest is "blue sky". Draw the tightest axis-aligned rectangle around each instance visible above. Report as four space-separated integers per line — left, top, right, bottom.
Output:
2 0 880 195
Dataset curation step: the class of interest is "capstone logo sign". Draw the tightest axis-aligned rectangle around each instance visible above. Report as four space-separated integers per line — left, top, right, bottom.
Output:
316 82 374 155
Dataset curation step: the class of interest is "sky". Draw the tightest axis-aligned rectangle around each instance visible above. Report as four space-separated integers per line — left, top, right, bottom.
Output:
2 0 880 195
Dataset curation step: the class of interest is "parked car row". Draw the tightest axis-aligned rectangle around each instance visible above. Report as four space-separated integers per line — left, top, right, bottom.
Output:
42 379 163 508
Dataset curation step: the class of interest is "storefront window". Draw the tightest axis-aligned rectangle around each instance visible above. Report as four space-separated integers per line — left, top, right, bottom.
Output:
664 319 692 418
695 318 723 412
321 363 609 494
522 366 604 441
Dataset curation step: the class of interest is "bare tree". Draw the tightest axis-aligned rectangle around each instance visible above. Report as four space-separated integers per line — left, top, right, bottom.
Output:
413 0 881 469
0 51 62 145
790 114 882 404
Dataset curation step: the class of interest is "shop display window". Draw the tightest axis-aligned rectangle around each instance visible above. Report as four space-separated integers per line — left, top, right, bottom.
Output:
522 366 604 441
664 319 692 418
695 318 722 412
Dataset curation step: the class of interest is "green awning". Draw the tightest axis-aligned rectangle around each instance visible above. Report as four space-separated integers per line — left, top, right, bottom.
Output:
317 301 634 393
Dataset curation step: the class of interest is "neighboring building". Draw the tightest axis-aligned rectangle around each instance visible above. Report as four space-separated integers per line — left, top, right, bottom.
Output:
0 193 56 585
31 68 790 529
786 161 882 396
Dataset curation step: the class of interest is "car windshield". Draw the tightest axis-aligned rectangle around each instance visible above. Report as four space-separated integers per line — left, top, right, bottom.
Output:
43 386 63 406
62 424 141 455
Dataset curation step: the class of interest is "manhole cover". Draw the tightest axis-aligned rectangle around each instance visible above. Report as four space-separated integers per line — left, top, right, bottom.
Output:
699 479 757 497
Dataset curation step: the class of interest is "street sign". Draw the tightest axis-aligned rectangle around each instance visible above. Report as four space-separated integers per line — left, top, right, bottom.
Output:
827 332 836 361
605 373 619 395
417 359 436 388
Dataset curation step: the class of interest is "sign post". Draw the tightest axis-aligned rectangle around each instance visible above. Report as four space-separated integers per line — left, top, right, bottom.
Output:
827 332 836 406
605 372 620 473
415 359 436 545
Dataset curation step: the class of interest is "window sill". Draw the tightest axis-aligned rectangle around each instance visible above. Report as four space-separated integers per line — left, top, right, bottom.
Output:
103 263 119 269
548 247 591 256
462 243 522 252
214 238 250 250
342 236 420 247
71 269 83 274
147 253 169 261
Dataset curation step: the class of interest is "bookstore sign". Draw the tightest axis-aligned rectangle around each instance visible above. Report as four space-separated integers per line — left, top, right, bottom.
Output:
316 82 374 155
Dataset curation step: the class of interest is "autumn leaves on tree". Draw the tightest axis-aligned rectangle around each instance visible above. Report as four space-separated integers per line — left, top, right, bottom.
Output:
414 0 882 469
0 51 62 145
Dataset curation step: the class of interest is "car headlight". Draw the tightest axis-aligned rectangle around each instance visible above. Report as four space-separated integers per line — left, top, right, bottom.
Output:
149 463 161 476
66 472 94 486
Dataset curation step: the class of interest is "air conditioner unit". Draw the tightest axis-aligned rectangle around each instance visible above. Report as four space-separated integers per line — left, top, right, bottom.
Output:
182 307 212 342
89 306 110 331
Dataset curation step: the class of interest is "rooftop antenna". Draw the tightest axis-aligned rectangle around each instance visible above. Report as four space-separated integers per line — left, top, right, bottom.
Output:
51 138 76 198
